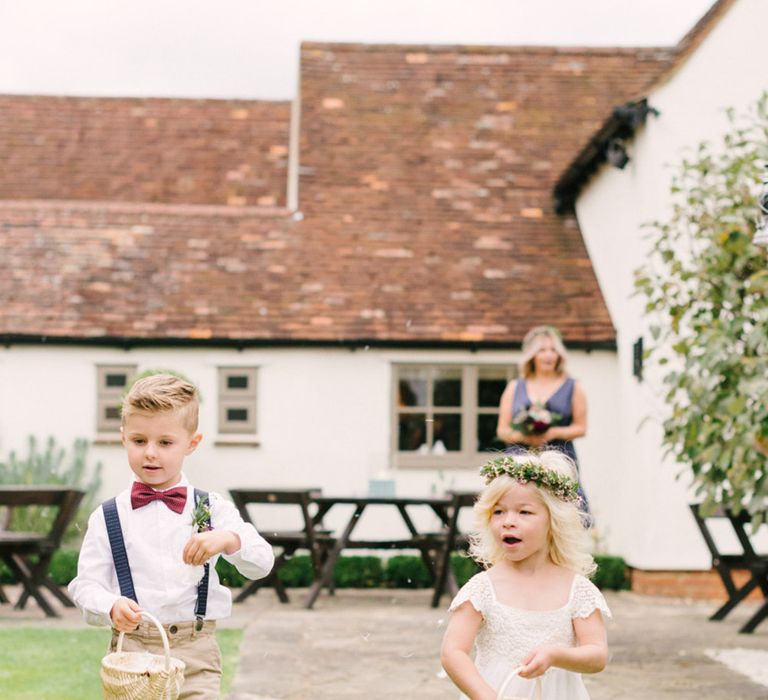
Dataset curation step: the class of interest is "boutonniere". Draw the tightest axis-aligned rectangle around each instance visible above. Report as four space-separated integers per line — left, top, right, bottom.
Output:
191 498 212 532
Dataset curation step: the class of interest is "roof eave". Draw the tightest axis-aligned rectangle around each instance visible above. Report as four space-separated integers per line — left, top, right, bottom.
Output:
553 98 658 215
0 333 617 353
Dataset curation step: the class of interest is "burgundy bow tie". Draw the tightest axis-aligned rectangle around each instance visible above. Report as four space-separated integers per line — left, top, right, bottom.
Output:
131 482 187 514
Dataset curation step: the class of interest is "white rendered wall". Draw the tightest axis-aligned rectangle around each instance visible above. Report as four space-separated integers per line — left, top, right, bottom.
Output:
0 345 620 548
575 0 767 569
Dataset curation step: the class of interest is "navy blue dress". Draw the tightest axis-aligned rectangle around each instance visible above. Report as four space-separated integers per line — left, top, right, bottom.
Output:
506 377 590 513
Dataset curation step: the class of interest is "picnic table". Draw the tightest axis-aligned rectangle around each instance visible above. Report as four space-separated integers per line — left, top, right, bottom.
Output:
689 503 768 633
230 489 478 609
0 486 84 617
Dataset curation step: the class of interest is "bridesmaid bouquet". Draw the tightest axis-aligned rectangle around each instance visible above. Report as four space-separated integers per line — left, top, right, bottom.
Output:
512 403 561 435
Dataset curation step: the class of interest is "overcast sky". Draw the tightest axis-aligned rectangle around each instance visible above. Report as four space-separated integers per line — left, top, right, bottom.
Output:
0 0 715 100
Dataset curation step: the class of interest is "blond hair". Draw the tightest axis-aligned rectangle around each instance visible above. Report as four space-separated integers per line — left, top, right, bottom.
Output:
469 450 595 577
121 373 199 433
519 325 568 378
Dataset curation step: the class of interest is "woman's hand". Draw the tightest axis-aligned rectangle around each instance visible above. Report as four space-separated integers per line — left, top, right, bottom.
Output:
525 431 549 447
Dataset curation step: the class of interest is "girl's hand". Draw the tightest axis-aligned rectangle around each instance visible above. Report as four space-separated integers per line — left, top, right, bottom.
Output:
183 529 240 565
110 596 143 633
518 645 556 678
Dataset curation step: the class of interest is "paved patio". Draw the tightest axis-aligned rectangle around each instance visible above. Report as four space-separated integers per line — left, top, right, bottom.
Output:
226 588 768 700
2 585 766 698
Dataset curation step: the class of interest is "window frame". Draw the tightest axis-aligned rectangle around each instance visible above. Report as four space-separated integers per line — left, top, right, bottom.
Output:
217 366 259 436
391 362 518 469
96 364 137 434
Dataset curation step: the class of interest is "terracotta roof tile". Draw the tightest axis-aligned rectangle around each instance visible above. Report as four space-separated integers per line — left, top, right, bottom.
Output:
1 41 680 346
0 95 290 206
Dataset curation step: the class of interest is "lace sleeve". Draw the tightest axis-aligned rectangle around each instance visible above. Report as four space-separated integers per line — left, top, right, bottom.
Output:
449 572 489 616
570 575 612 620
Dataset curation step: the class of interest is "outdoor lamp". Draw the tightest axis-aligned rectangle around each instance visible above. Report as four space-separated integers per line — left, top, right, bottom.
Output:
754 164 768 247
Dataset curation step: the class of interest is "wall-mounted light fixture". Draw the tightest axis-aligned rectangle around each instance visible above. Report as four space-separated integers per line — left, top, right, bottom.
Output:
632 336 643 381
606 139 630 169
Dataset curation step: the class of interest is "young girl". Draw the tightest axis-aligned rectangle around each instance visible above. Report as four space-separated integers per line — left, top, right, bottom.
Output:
440 450 609 699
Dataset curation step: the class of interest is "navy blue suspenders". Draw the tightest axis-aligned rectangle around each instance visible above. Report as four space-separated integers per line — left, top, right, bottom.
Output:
103 488 211 628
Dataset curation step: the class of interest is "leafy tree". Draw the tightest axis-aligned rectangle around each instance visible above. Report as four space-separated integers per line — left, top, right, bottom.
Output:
635 93 768 518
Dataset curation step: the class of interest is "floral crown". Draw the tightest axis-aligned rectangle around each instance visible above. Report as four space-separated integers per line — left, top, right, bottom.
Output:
479 455 579 502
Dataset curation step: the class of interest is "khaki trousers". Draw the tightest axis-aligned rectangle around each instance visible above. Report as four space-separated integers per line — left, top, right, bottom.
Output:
110 619 222 699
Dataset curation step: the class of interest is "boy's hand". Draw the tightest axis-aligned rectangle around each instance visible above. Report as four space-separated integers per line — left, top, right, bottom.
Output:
518 645 555 678
110 597 143 633
183 530 241 566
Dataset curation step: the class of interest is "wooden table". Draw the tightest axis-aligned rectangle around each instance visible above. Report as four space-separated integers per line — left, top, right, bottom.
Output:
303 494 455 609
0 486 84 617
689 503 768 633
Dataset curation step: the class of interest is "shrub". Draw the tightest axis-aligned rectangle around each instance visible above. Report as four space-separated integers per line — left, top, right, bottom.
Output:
593 555 629 590
451 553 482 587
277 555 314 587
48 549 80 585
383 555 432 588
332 556 382 588
215 558 247 588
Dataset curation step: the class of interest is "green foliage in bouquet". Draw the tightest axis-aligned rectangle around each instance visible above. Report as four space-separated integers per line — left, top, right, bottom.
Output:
512 403 561 435
635 93 768 520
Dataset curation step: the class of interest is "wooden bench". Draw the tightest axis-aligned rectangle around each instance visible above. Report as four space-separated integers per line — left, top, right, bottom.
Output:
229 488 335 604
689 503 768 633
0 486 85 617
430 491 478 608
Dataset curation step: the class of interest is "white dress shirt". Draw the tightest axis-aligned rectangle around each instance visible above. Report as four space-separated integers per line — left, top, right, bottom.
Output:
68 473 274 625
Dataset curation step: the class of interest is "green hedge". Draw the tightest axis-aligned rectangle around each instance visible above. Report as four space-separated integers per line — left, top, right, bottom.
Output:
7 550 628 592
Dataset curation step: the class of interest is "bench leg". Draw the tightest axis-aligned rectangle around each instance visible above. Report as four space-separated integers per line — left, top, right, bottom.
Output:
710 579 758 621
4 555 58 618
739 600 768 634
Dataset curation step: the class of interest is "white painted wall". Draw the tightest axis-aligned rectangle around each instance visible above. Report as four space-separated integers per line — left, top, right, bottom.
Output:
575 0 766 569
0 345 621 549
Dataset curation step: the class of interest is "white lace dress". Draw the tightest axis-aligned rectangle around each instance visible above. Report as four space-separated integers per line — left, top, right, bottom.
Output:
449 571 611 699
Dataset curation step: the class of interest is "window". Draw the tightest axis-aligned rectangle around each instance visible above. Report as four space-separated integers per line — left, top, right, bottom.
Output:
393 364 518 468
96 364 137 433
218 367 258 434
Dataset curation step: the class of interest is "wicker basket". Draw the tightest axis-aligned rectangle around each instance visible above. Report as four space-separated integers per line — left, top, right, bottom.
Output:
497 666 543 700
101 611 186 699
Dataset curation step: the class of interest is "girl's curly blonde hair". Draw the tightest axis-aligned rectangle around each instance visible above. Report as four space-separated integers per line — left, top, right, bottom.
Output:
469 450 595 577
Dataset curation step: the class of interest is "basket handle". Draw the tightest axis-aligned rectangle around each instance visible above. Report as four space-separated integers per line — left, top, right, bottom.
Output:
116 611 171 673
496 666 542 700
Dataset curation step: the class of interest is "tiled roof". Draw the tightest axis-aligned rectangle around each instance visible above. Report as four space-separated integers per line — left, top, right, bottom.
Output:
554 0 737 212
1 41 678 347
0 95 290 207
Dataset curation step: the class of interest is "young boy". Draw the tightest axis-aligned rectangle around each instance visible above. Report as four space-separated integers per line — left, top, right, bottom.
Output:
69 373 274 699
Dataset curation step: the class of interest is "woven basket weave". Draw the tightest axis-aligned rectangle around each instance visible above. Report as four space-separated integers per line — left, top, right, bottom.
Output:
101 611 186 699
497 666 543 700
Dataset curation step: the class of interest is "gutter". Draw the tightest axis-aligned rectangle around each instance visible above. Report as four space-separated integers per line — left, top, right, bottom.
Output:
0 333 617 353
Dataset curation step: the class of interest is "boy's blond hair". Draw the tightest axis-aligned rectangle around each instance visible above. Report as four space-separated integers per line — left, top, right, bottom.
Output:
121 373 199 433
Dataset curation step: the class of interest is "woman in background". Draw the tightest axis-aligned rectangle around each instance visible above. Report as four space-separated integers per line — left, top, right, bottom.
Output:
496 325 590 512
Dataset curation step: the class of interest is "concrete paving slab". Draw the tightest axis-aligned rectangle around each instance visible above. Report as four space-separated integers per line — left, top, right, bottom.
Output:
226 589 768 700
